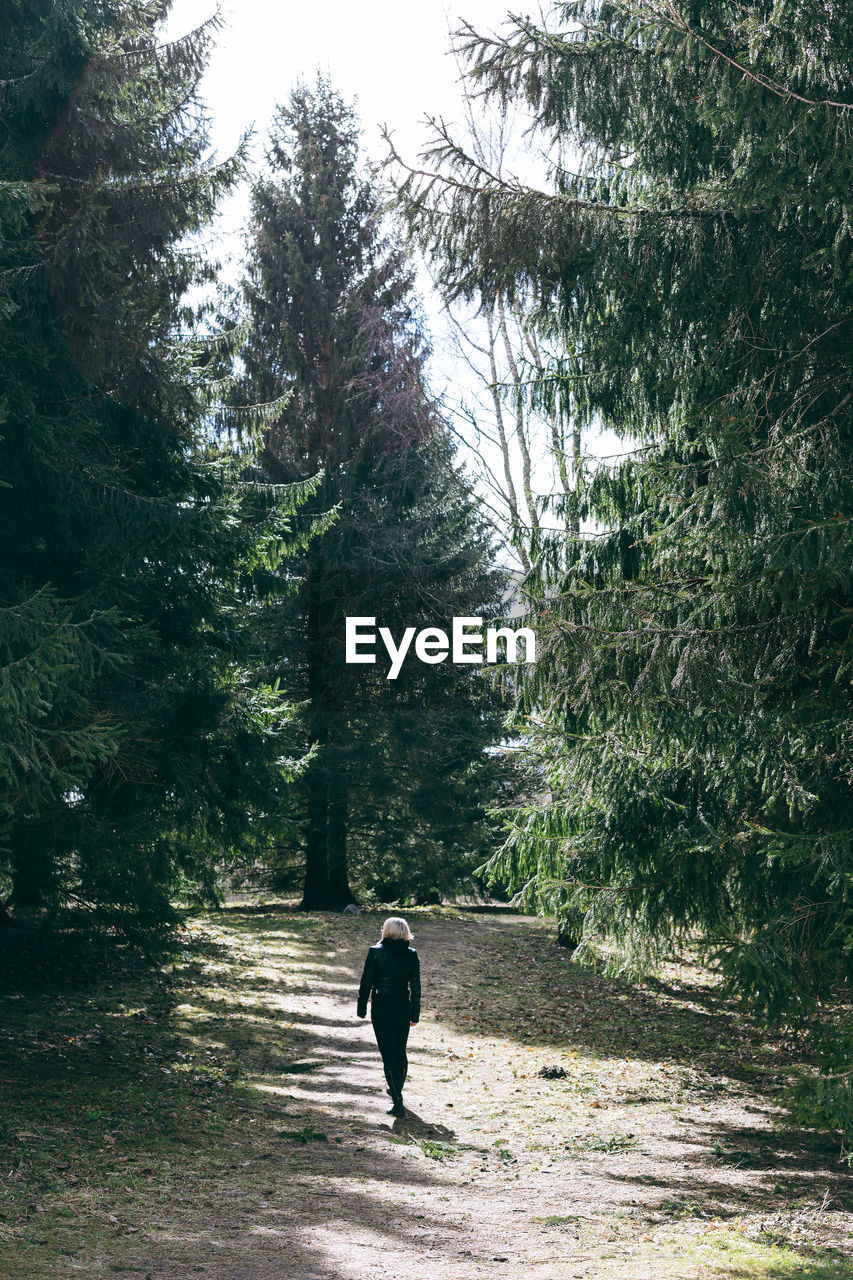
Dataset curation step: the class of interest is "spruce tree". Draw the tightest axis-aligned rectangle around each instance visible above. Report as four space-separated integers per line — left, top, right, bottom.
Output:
237 81 509 909
392 1 853 1060
0 0 311 936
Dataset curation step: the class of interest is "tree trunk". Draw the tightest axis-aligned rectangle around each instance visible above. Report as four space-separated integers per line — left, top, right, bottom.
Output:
326 772 351 907
299 759 328 909
299 576 330 910
8 853 45 909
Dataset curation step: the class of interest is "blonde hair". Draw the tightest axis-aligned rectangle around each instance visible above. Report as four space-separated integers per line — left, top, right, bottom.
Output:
380 916 413 942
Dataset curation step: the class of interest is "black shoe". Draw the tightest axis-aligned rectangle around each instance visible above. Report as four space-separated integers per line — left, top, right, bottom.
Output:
388 1103 405 1118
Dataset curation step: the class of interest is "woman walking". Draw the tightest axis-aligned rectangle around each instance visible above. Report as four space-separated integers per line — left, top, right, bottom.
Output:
357 917 420 1118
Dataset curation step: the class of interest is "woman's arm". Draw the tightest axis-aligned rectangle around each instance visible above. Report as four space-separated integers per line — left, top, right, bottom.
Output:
409 950 421 1024
356 948 375 1018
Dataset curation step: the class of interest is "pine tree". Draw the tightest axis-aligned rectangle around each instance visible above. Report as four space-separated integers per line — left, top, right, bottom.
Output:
392 1 853 1064
237 80 509 909
0 0 312 937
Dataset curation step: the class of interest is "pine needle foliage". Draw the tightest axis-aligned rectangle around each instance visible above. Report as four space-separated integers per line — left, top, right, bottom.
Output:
392 0 853 1123
0 0 313 940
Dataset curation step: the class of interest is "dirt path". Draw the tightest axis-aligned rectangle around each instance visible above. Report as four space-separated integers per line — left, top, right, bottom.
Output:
2 908 852 1279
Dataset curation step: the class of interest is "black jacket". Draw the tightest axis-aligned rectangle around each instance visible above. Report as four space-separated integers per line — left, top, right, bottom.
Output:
357 937 421 1022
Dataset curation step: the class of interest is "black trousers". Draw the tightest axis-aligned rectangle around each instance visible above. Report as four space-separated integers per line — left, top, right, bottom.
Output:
371 996 411 1102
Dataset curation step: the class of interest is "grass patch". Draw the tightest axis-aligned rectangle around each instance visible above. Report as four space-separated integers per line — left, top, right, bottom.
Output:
713 1140 772 1168
606 1225 853 1279
533 1213 581 1226
567 1132 641 1154
659 1198 712 1219
277 1127 327 1143
416 1139 465 1161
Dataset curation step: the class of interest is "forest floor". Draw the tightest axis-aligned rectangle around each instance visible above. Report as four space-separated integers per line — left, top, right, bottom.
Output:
1 906 852 1280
